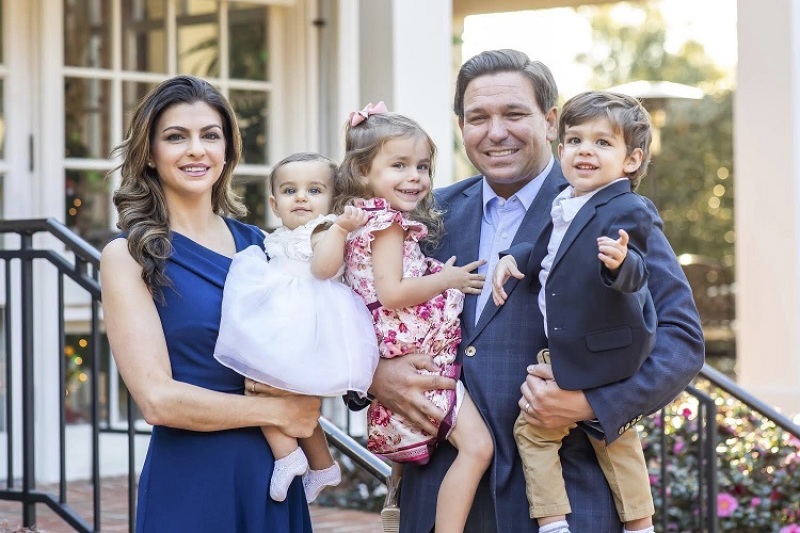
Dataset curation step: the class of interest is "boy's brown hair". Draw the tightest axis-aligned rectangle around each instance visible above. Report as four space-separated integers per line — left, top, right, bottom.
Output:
559 91 653 190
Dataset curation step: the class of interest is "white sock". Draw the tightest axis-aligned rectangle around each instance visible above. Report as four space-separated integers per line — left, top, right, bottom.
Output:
624 528 655 533
539 520 571 533
269 447 308 502
303 462 342 503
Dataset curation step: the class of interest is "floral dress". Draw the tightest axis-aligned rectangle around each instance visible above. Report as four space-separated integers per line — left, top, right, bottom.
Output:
345 198 464 464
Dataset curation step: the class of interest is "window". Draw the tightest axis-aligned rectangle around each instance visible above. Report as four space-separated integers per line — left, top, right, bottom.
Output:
60 0 305 426
63 0 279 250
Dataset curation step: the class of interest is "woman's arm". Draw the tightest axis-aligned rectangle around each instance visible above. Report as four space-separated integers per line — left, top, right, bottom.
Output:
100 238 320 438
371 224 485 309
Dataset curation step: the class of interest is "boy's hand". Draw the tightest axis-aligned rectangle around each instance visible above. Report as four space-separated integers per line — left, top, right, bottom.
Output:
492 255 524 306
597 229 629 272
334 206 369 233
440 256 486 295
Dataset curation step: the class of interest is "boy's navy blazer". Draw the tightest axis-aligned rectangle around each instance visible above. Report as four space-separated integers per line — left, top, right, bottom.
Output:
505 179 657 391
398 161 705 533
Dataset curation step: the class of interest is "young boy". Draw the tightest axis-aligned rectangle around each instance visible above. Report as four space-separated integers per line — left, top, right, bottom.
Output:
492 91 660 533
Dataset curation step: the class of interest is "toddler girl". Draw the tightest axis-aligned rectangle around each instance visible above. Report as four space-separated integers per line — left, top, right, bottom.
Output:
334 103 494 533
214 152 380 503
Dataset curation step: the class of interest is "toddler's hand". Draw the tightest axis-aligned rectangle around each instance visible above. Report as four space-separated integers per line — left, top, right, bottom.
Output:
440 256 485 295
597 229 629 272
492 255 524 306
334 206 369 233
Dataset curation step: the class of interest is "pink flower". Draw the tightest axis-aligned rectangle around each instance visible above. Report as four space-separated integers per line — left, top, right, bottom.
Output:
673 439 685 454
779 525 800 533
717 493 738 517
648 474 658 486
681 407 693 418
374 407 391 426
750 497 761 507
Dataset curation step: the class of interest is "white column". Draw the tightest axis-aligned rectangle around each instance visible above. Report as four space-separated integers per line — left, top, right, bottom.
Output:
391 0 453 183
735 0 800 415
357 0 454 183
34 0 68 483
331 0 360 162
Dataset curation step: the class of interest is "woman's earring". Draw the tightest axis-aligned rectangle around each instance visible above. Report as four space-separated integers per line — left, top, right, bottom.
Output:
147 161 155 168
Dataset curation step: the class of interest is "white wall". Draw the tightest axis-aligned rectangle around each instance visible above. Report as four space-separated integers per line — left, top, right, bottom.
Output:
735 0 800 415
356 0 454 183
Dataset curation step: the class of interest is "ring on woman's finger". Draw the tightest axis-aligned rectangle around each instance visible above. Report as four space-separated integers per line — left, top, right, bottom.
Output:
251 382 257 394
525 402 531 415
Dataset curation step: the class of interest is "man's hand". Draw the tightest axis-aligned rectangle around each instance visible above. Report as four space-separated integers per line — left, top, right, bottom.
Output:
492 255 525 306
519 363 595 428
369 353 456 435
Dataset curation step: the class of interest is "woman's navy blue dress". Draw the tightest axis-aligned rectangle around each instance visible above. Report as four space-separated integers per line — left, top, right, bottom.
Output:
134 218 312 532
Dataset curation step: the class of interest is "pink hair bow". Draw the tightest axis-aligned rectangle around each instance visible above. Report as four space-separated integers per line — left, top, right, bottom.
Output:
349 101 389 127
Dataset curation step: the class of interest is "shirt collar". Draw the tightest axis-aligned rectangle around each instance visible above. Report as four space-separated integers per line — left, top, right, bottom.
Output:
558 176 629 202
481 155 554 217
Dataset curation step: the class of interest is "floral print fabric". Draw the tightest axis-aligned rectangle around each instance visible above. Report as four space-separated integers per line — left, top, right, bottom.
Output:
345 197 464 463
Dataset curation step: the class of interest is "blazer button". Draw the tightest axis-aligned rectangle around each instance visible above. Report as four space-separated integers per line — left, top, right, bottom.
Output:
618 427 625 435
465 346 477 357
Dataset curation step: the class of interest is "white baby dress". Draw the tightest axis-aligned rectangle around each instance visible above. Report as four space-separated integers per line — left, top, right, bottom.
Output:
214 214 379 396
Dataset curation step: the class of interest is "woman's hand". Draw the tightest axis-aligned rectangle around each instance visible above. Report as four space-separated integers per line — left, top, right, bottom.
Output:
245 379 321 439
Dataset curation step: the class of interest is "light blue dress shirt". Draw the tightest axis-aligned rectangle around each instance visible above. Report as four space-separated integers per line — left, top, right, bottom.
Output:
474 157 554 323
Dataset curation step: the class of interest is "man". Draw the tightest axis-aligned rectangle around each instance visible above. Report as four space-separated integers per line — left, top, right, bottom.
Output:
367 49 704 532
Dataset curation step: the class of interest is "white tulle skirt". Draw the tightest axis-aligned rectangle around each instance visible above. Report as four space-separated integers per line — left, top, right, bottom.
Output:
214 245 379 396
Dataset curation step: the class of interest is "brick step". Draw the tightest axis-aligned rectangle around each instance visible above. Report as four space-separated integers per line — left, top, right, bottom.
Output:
0 477 382 532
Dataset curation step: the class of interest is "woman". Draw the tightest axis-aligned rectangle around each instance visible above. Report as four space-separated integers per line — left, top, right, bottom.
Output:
101 76 319 532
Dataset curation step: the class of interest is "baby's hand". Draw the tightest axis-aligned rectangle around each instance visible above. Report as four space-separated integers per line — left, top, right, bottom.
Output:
492 255 524 306
598 229 629 272
334 206 369 233
440 256 486 295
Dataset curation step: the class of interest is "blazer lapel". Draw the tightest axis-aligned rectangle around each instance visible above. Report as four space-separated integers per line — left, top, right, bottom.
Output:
447 181 484 337
550 179 629 274
469 167 567 341
549 202 596 274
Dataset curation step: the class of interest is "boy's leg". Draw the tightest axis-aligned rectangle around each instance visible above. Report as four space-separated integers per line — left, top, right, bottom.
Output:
262 426 308 502
437 390 494 533
299 424 341 503
513 412 574 520
515 349 572 522
588 428 654 527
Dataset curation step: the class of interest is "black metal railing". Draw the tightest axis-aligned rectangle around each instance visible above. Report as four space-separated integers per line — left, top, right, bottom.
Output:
0 218 797 532
0 218 388 532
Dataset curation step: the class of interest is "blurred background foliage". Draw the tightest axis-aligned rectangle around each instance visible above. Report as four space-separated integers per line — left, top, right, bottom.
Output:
576 2 735 270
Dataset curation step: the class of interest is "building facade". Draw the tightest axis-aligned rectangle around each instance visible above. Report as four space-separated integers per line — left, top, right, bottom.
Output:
0 0 797 481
